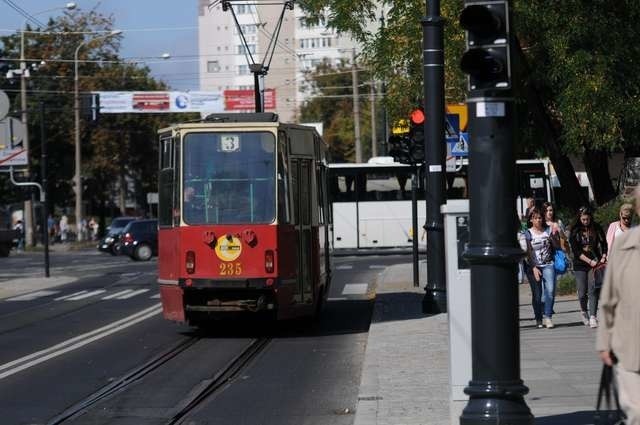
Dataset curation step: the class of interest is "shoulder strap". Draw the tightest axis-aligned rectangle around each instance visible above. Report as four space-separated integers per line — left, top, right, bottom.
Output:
524 229 532 241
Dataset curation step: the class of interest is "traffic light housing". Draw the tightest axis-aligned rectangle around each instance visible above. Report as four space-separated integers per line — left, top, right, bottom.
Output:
408 108 425 164
459 1 511 91
388 134 412 164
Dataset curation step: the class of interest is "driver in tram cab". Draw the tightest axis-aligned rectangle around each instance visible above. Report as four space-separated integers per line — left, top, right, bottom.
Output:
184 185 205 224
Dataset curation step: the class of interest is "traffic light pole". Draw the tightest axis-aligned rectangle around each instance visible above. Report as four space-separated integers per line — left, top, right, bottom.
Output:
422 0 447 313
459 1 532 423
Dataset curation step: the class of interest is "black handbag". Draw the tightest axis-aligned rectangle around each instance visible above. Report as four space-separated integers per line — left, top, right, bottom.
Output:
594 364 626 425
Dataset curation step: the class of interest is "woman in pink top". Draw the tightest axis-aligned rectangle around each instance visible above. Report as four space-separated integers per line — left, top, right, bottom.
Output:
606 203 634 253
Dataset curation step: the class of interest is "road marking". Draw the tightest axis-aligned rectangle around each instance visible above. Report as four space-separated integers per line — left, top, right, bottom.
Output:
0 304 162 380
336 265 353 270
6 290 60 301
327 297 348 301
116 289 149 299
342 283 369 295
64 290 107 301
150 293 161 299
101 289 135 300
368 265 387 269
54 290 88 301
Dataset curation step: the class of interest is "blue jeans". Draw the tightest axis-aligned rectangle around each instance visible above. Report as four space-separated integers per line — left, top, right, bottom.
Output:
538 264 556 318
525 264 543 322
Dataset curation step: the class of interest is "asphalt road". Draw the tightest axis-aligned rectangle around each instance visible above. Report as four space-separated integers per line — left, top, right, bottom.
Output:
0 249 410 425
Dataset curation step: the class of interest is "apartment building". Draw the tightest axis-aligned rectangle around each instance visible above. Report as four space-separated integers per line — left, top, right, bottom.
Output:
198 0 356 123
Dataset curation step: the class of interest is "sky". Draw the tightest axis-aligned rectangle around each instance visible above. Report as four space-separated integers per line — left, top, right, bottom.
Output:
0 0 200 91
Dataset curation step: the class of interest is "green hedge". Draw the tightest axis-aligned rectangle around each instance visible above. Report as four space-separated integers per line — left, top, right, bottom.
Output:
556 273 576 296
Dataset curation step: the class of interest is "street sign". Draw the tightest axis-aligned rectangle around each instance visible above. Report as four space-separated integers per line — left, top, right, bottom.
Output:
0 117 28 168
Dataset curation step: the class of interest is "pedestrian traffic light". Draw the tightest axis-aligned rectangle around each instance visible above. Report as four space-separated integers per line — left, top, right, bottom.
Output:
408 108 425 163
459 1 511 91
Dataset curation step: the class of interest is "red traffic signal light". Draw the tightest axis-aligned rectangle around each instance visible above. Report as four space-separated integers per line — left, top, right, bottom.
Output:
410 108 425 125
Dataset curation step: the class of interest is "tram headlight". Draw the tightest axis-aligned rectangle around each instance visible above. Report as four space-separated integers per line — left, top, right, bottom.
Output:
186 250 196 274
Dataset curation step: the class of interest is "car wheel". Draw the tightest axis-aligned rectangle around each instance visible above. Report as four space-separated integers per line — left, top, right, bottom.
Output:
110 243 121 256
135 243 153 261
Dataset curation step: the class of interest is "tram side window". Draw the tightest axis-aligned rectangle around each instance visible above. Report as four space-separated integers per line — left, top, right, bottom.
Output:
158 136 174 227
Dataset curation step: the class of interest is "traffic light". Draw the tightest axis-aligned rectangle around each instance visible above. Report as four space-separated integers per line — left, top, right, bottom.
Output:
459 1 511 91
80 93 100 122
408 108 425 163
387 134 411 164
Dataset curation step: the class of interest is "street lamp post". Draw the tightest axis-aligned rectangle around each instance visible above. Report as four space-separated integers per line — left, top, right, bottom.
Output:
20 2 76 247
74 30 121 240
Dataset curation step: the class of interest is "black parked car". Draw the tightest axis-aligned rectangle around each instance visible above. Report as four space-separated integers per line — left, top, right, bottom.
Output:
120 219 158 261
98 217 138 255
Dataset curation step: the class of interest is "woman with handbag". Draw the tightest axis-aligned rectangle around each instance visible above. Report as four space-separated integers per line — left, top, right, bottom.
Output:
524 207 561 329
597 187 640 424
570 207 608 328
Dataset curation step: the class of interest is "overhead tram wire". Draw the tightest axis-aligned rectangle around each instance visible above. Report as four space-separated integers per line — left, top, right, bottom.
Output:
1 0 47 27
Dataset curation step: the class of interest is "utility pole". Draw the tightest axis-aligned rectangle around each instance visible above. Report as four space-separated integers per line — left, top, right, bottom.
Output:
350 48 362 163
459 1 533 423
422 0 448 313
20 30 34 247
370 79 377 157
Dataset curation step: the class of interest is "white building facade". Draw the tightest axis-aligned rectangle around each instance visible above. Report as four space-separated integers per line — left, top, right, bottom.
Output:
197 0 357 123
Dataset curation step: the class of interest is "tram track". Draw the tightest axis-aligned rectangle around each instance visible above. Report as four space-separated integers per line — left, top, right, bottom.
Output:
45 335 272 425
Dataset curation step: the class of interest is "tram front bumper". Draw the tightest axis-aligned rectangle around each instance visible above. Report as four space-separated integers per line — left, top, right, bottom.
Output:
180 278 278 313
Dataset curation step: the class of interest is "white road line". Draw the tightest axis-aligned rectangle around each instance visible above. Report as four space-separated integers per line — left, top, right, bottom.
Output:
368 265 387 269
150 293 161 299
0 304 162 380
64 290 107 301
336 265 353 270
54 290 88 301
101 289 134 300
6 290 60 301
342 283 369 295
116 289 149 300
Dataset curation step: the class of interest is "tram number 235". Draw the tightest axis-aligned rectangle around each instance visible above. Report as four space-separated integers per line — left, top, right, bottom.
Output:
219 262 242 276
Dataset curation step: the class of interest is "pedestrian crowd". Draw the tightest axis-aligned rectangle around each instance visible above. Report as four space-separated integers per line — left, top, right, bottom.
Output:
46 214 100 243
519 187 640 423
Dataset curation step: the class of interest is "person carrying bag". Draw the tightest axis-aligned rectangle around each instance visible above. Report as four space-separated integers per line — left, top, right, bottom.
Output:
595 363 626 425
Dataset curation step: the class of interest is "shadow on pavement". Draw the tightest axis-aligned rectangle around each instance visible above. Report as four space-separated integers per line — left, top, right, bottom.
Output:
535 410 606 424
371 292 427 322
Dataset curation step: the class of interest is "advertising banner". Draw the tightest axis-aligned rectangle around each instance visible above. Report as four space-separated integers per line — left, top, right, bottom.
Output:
224 89 276 110
96 91 224 114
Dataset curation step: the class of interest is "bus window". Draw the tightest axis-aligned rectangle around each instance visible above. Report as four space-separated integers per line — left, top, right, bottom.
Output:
364 172 411 201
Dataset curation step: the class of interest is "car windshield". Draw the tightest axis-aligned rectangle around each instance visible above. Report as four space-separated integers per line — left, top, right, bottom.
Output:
183 131 276 225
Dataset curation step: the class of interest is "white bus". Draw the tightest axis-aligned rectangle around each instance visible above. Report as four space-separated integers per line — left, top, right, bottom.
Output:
327 158 429 250
328 157 556 250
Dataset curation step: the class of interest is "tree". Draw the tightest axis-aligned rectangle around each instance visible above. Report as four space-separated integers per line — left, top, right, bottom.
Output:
299 59 374 162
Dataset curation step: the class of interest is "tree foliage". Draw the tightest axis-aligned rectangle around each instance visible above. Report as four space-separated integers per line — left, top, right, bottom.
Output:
0 9 184 220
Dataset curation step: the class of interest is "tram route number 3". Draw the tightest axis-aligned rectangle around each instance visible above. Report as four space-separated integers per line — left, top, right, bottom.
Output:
219 262 242 276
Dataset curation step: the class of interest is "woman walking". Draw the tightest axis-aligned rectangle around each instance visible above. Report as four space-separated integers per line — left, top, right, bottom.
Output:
569 207 607 328
606 203 634 254
524 207 561 329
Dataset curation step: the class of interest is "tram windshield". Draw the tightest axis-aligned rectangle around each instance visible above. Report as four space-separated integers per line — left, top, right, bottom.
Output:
183 131 276 224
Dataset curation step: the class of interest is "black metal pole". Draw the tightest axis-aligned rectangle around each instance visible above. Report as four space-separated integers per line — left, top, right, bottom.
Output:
460 102 533 424
422 0 447 313
252 69 263 113
411 169 419 287
39 101 49 278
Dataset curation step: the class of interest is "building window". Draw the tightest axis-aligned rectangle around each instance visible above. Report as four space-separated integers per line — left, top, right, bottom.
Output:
237 24 257 34
238 65 250 75
237 44 256 55
207 60 221 73
235 4 255 14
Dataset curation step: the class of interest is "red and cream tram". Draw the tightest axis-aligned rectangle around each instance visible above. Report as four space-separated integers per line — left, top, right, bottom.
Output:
157 113 331 325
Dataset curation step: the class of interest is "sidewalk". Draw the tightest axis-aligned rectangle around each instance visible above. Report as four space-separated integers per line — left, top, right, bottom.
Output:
354 263 602 425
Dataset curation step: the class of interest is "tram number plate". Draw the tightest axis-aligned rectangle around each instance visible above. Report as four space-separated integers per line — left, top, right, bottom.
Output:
218 262 242 276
